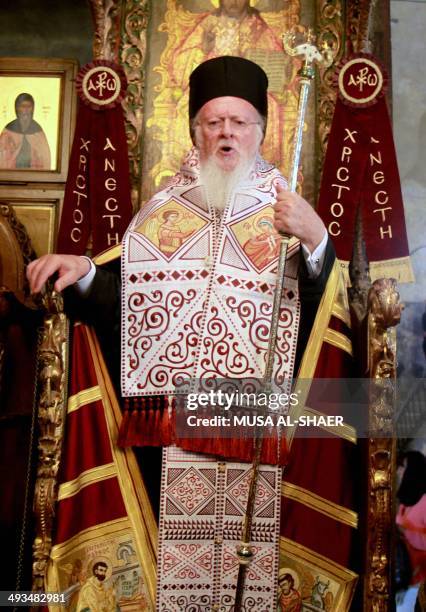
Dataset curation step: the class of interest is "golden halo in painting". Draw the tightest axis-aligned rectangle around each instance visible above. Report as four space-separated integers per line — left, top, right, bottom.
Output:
87 556 113 580
278 567 300 590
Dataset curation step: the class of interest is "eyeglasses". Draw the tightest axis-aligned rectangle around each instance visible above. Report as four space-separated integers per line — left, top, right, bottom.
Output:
197 117 261 134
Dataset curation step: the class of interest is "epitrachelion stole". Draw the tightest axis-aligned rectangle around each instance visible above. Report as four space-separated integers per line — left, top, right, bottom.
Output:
122 148 300 398
121 149 301 607
157 448 281 610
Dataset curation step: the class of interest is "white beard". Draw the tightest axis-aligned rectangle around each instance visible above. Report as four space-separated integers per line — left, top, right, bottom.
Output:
199 155 256 212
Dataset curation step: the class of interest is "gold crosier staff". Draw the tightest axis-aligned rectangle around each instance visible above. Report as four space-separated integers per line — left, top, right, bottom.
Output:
233 28 332 611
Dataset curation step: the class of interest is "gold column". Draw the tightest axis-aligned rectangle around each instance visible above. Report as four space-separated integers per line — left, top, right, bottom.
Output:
32 293 69 592
316 0 345 180
364 279 402 611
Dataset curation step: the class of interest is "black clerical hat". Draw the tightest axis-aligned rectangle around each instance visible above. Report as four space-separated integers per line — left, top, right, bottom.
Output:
189 56 268 119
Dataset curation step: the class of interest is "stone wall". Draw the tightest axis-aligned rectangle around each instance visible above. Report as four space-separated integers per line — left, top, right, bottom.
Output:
0 0 92 66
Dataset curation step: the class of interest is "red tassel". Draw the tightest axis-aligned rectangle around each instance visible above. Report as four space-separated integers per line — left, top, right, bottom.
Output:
160 408 170 446
279 431 289 466
132 398 145 444
144 398 153 445
261 435 274 465
169 397 176 444
152 397 161 445
127 403 142 446
120 394 287 465
117 398 131 446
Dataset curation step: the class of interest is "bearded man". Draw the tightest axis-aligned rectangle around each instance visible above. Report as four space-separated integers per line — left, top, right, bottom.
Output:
277 571 302 611
27 57 331 372
0 93 51 169
76 561 119 612
27 57 339 609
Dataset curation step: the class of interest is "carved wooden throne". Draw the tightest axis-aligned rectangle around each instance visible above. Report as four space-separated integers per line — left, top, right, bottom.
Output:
27 1 403 610
0 204 43 592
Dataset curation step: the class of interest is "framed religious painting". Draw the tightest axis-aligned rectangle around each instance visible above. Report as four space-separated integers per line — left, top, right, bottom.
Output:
0 57 78 183
0 184 64 256
132 0 333 206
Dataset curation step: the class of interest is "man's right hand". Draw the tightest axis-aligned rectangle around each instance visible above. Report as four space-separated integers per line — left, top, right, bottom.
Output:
26 254 91 294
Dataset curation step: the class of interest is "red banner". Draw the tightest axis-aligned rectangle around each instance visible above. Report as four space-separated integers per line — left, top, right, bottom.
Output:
317 54 413 282
57 61 133 256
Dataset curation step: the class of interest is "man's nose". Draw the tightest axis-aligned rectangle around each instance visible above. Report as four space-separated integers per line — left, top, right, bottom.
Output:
220 118 233 137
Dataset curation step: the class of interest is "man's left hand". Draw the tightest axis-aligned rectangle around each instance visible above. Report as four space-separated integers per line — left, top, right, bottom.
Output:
273 183 326 252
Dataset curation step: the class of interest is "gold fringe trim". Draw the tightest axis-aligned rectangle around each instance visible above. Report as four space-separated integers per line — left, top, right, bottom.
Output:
68 385 102 414
338 256 414 285
282 481 358 528
369 255 414 283
324 328 353 356
93 243 121 265
58 463 116 501
303 406 357 444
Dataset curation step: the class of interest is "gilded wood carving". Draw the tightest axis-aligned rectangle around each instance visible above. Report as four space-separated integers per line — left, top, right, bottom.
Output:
363 278 402 611
316 0 344 177
40 5 401 611
120 0 150 209
32 292 69 592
